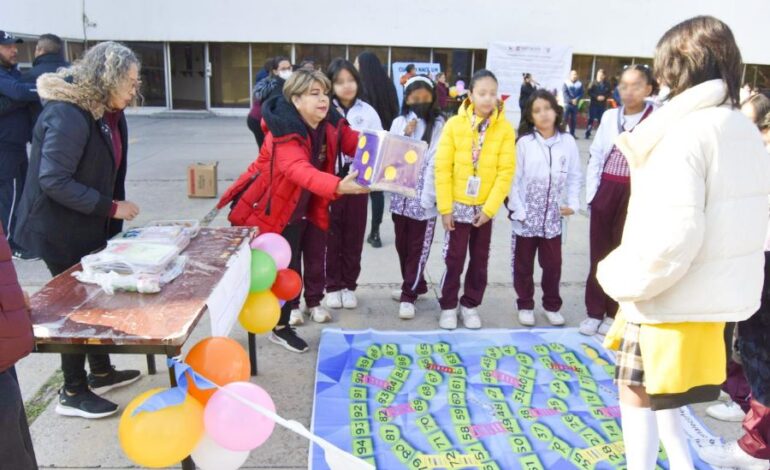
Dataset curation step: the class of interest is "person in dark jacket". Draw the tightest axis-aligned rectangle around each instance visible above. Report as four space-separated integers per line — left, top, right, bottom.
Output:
0 225 37 469
436 72 449 110
518 73 537 114
354 51 399 248
14 41 143 419
247 56 292 147
219 70 368 353
562 70 584 137
0 34 70 124
0 32 39 259
585 68 611 139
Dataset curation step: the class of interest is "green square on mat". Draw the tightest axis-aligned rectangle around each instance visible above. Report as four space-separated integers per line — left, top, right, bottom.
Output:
600 420 623 441
486 346 503 359
449 391 466 407
392 439 416 464
481 461 502 470
444 353 462 366
433 342 451 354
350 419 371 438
416 414 439 434
427 430 453 451
416 343 432 357
425 370 443 386
366 344 382 360
579 427 606 447
533 344 550 355
501 417 523 434
466 442 491 463
481 356 498 370
509 434 533 453
349 403 369 420
519 366 537 379
562 413 587 432
382 343 399 357
349 386 367 401
549 436 573 459
375 390 396 407
502 345 518 356
511 389 532 407
484 387 506 402
351 437 374 457
391 367 410 382
355 356 375 370
450 406 471 425
519 453 545 470
379 423 401 443
455 425 479 445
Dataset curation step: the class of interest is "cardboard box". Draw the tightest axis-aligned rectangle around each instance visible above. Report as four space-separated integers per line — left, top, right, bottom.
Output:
187 162 218 198
351 130 428 197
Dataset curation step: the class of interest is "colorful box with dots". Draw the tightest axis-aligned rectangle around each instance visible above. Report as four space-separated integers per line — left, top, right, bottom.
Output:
352 130 428 197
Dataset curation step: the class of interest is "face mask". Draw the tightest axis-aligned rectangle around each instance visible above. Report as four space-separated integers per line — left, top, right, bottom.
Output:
278 70 292 80
408 103 433 120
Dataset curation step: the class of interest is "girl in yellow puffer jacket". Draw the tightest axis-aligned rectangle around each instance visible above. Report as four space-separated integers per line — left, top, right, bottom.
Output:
434 70 516 330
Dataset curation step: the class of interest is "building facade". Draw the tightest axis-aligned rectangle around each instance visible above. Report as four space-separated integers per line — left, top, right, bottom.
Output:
5 0 770 113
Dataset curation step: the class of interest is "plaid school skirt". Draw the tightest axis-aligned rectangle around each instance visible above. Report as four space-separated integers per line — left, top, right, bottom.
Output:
615 321 645 387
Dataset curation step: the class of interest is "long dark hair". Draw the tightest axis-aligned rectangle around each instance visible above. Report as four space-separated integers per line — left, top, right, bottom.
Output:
356 51 399 129
517 89 566 140
400 76 443 145
326 58 363 104
744 93 770 126
470 69 498 92
654 15 742 107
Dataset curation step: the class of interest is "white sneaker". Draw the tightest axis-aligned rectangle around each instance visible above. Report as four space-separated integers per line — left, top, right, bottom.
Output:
706 400 747 422
698 441 769 470
719 390 731 402
518 309 535 327
391 289 403 301
341 289 358 309
310 306 332 323
398 302 415 320
325 291 343 309
579 318 602 336
597 317 614 335
460 306 482 329
439 309 457 330
544 310 565 326
288 308 305 326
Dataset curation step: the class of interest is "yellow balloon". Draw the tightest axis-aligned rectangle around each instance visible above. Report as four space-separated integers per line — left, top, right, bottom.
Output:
119 388 204 468
364 166 373 181
238 290 281 334
384 166 397 181
449 87 458 98
362 150 370 164
358 135 367 149
404 150 418 164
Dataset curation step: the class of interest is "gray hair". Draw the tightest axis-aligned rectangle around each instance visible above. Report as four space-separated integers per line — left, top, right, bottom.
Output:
65 41 141 109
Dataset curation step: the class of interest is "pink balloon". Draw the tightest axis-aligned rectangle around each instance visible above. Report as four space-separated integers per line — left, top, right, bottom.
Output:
204 382 276 451
250 233 291 269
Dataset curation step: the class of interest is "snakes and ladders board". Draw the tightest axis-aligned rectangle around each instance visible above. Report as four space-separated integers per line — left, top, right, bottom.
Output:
309 329 720 469
351 130 428 197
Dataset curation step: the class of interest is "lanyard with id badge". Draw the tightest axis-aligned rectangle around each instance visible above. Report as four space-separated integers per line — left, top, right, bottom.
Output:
467 115 489 198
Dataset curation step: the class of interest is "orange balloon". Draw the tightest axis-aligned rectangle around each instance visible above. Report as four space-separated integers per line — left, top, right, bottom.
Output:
185 337 250 405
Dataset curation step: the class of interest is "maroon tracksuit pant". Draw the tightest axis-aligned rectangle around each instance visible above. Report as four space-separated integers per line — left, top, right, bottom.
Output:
585 177 630 320
282 220 327 321
439 221 493 310
393 213 436 303
326 194 368 293
512 234 563 312
739 399 770 459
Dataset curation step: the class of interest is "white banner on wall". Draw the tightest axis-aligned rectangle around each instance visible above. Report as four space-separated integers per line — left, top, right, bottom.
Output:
391 62 442 108
485 42 573 124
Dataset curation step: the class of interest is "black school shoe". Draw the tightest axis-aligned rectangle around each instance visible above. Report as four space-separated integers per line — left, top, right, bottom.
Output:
367 231 382 248
88 366 141 394
269 326 309 353
55 388 119 419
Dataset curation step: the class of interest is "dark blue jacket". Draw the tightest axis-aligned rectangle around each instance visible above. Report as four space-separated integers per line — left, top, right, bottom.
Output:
562 80 584 106
588 80 611 110
0 54 69 125
0 65 37 149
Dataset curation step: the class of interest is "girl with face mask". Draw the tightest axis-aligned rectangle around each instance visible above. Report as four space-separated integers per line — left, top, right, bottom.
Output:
388 76 446 320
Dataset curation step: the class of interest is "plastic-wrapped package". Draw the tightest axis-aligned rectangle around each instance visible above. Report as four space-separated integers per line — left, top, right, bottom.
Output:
145 219 201 238
81 240 180 276
115 225 192 251
73 256 188 294
351 130 428 197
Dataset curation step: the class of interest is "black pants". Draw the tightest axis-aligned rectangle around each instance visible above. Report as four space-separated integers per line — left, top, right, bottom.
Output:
246 115 264 147
369 192 384 233
278 220 309 326
0 148 28 251
564 104 578 136
0 367 37 470
45 260 112 393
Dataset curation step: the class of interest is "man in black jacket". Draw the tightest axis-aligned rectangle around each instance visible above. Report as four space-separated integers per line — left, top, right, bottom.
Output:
0 31 38 259
584 69 611 139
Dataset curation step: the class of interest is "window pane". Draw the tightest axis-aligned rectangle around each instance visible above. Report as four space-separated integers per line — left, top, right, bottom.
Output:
16 37 36 68
593 55 634 83
210 43 250 108
473 49 487 73
251 43 292 86
295 44 347 71
569 54 594 89
390 47 430 66
634 57 653 68
746 64 770 93
66 41 85 62
432 48 472 85
349 46 389 74
123 42 166 107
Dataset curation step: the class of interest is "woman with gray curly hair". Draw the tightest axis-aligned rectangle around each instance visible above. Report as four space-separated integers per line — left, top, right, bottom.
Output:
14 41 143 419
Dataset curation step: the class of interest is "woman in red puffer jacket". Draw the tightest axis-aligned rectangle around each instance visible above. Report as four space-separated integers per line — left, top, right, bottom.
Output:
219 70 367 354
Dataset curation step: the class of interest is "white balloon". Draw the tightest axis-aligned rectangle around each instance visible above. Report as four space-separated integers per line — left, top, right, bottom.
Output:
191 433 250 470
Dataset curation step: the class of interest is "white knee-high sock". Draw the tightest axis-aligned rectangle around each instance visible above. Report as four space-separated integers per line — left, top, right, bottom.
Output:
655 408 694 470
620 404 660 470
